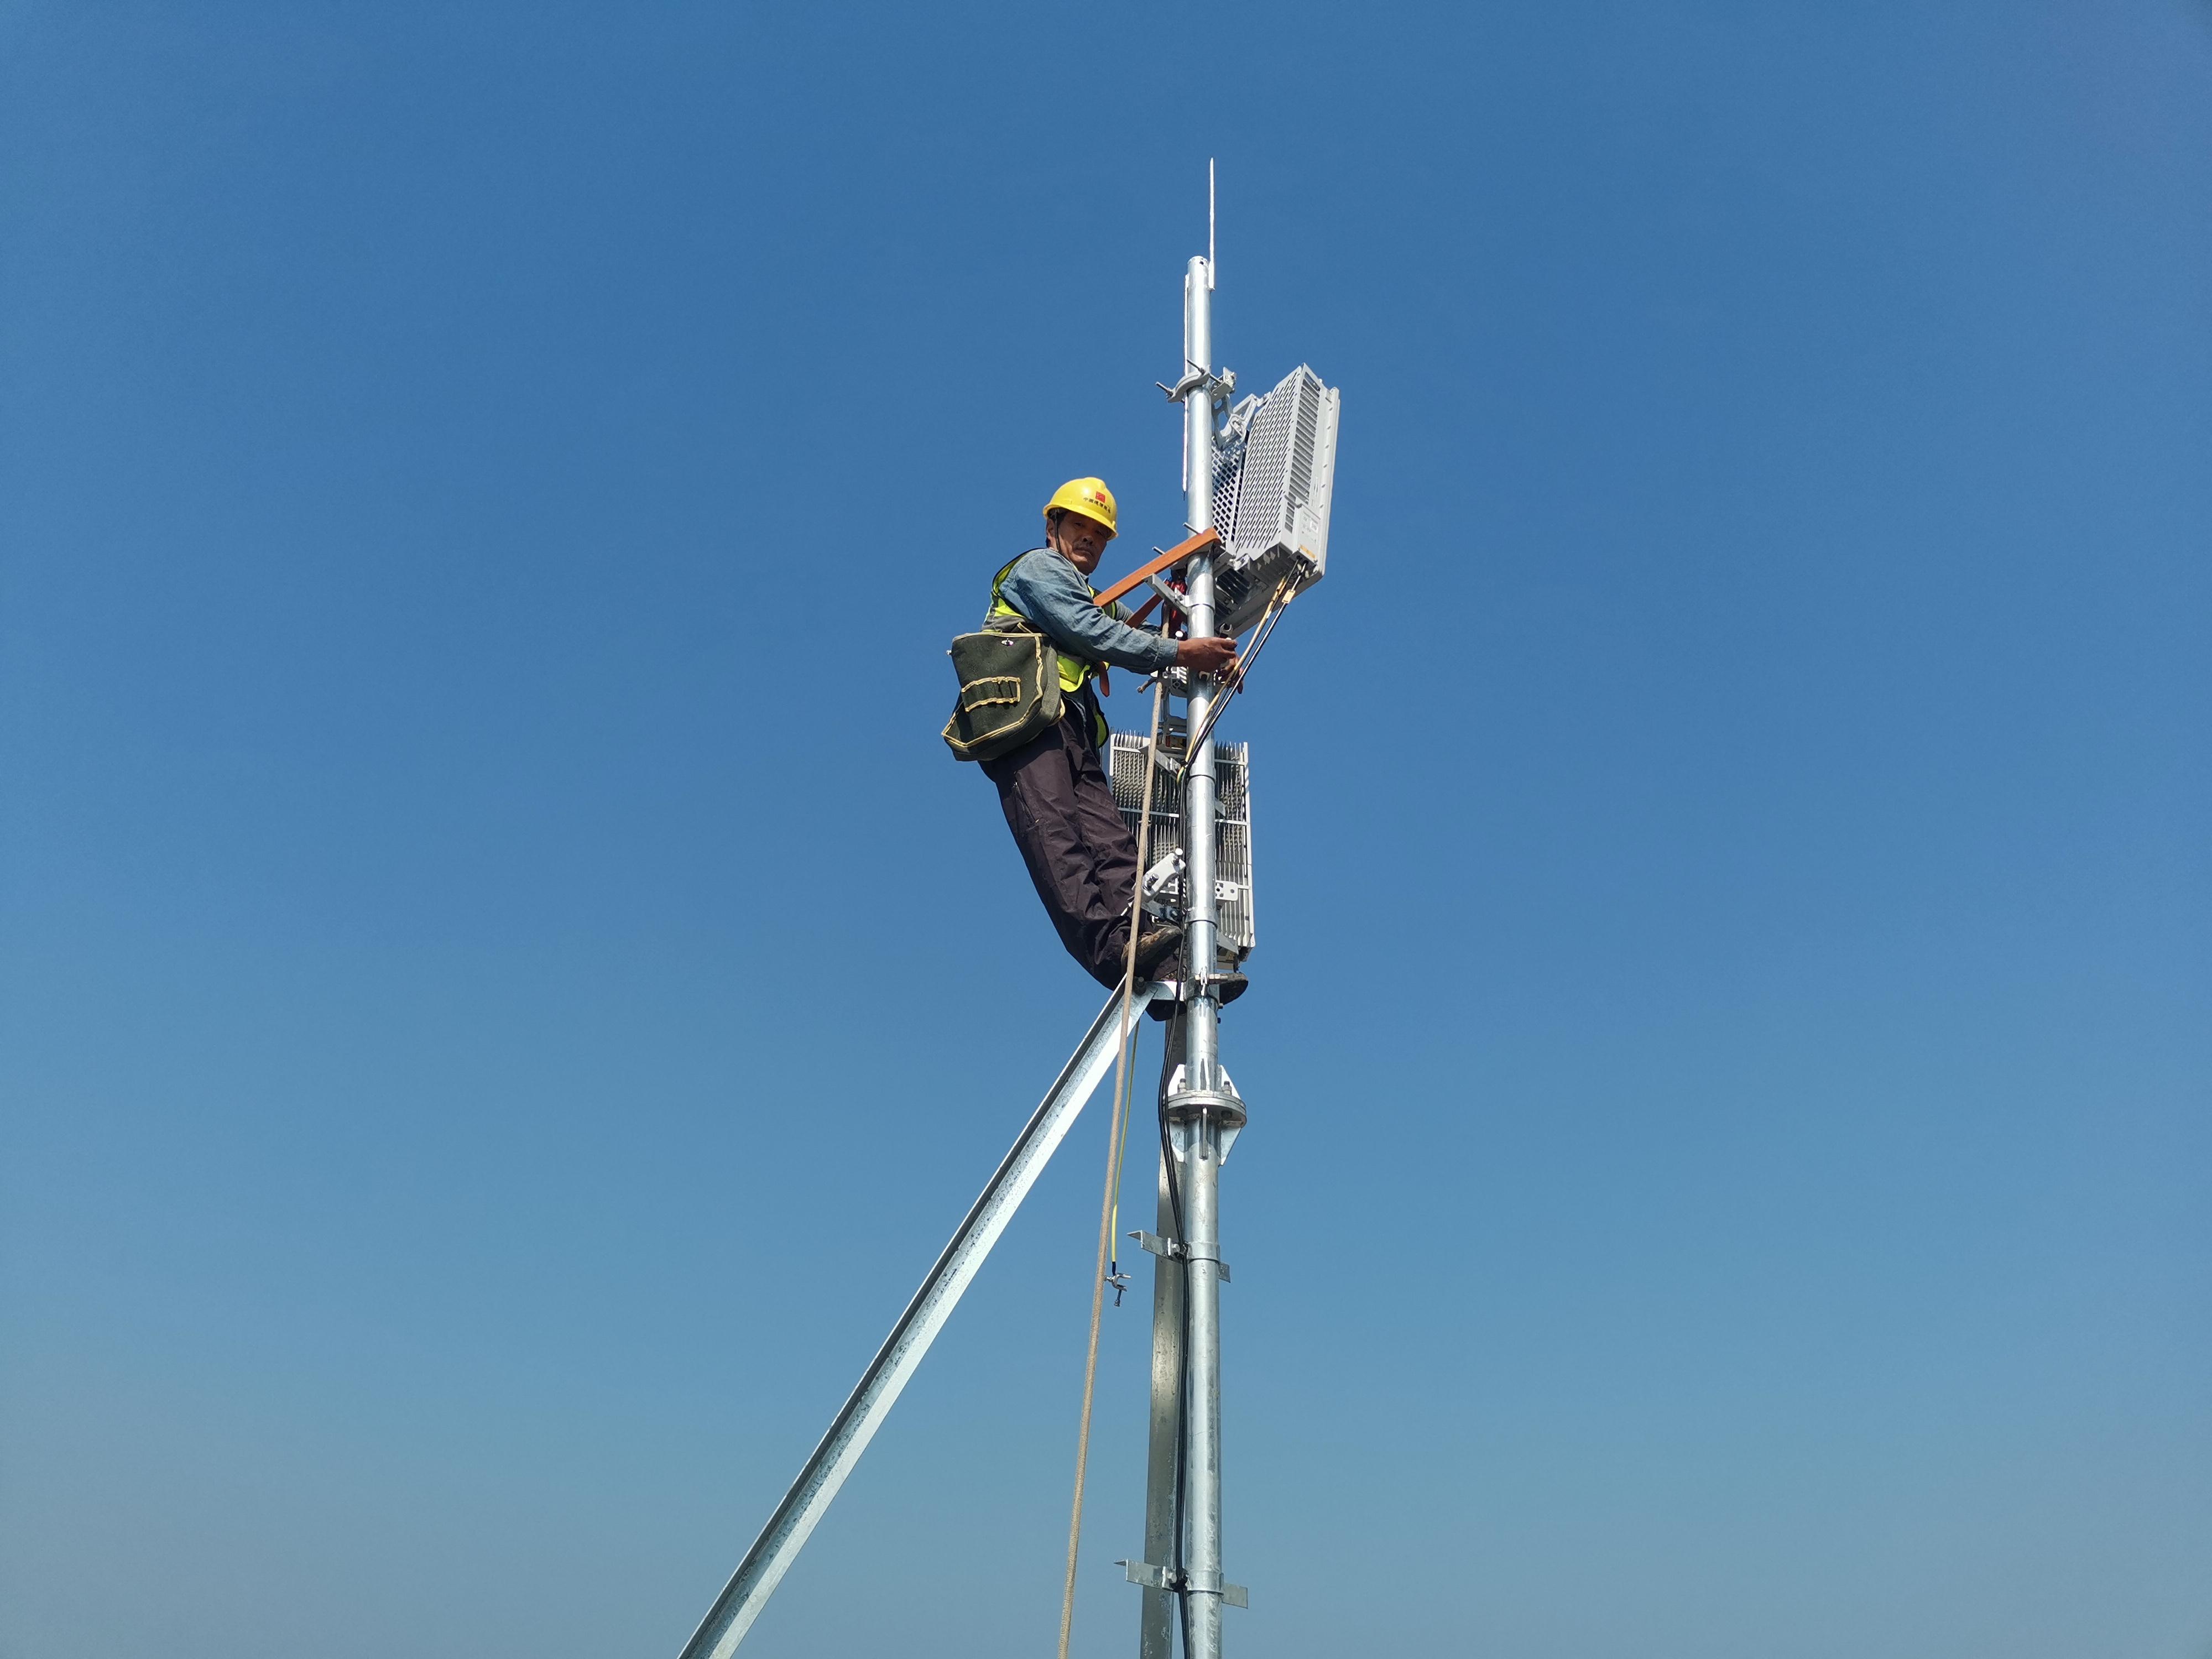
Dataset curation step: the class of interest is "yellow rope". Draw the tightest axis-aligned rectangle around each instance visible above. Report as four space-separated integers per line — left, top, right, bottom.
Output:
1055 677 1167 1659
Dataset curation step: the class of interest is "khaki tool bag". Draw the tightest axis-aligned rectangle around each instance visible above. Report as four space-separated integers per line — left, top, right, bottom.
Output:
941 616 1062 762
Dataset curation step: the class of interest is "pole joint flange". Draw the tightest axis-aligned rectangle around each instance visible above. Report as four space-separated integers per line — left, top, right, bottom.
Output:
1164 1087 1247 1131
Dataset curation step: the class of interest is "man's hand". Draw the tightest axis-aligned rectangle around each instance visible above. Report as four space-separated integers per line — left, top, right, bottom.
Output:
1175 634 1239 680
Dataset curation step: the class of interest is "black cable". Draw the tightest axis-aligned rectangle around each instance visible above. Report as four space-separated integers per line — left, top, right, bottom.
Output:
1179 579 1296 759
1175 1303 1194 1659
1157 1109 1186 1244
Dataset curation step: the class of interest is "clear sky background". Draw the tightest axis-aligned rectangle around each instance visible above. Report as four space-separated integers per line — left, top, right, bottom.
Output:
3 4 2207 1657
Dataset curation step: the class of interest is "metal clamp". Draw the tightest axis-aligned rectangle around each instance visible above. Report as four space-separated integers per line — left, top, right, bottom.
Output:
1156 364 1235 406
1139 848 1186 904
1119 1560 1248 1609
1130 1230 1230 1281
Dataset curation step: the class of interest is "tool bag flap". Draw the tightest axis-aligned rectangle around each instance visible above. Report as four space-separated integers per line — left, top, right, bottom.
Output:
941 618 1062 762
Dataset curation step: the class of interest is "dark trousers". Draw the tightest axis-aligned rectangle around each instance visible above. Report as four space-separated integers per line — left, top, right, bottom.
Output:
983 700 1141 987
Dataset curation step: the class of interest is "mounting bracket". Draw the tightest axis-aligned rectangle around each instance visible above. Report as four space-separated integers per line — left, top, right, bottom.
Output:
1118 1560 1249 1609
1130 1230 1230 1282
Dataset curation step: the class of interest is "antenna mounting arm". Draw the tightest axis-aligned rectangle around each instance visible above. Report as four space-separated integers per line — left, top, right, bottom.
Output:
1159 365 1235 407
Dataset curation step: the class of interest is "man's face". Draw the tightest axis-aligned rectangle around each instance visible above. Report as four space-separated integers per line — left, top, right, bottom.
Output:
1050 510 1114 575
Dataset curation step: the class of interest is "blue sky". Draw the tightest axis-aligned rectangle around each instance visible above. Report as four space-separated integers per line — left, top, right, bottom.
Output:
3 4 2206 1656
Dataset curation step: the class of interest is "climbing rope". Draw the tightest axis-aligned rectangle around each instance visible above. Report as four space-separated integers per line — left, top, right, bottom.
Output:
1055 675 1168 1659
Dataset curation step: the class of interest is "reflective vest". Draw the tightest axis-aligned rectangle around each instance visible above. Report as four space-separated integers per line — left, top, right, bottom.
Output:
988 550 1114 745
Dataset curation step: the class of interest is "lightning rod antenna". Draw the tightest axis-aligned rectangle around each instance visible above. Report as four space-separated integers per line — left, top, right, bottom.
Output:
1208 158 1217 289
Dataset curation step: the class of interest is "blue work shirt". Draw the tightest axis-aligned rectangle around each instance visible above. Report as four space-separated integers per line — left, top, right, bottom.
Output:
993 547 1181 676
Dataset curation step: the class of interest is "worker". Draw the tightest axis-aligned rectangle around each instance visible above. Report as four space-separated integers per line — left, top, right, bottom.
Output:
982 477 1239 989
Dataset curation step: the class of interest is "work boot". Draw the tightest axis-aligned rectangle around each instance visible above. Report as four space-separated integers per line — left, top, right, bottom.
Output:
1133 922 1185 980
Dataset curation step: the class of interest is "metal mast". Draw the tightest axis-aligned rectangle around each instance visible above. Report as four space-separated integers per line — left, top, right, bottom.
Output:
1176 248 1228 1659
1157 211 1248 1659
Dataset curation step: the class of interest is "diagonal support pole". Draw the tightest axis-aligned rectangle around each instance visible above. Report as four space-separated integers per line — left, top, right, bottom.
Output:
1136 1141 1186 1659
676 982 1166 1659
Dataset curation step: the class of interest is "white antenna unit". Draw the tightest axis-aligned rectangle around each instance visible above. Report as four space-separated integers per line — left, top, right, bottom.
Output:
1109 734 1254 957
1208 363 1340 635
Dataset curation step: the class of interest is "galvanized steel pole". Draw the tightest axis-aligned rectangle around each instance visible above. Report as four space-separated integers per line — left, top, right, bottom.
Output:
1174 248 1230 1659
1182 252 1220 1079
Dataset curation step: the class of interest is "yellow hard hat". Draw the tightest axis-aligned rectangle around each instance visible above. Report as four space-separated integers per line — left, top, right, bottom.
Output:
1043 477 1118 538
